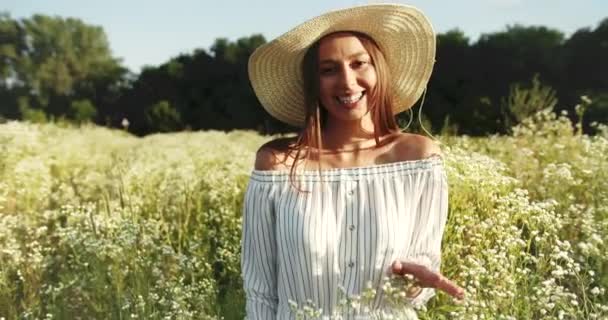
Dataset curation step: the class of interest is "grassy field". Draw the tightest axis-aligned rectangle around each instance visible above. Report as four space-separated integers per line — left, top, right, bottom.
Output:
0 109 607 319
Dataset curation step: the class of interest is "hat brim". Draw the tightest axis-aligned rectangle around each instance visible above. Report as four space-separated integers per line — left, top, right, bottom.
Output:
248 4 436 128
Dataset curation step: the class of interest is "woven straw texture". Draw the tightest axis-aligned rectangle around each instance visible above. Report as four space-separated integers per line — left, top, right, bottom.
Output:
248 4 436 127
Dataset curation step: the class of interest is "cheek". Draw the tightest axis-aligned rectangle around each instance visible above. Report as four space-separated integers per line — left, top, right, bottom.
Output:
319 77 332 93
364 70 378 89
319 79 334 103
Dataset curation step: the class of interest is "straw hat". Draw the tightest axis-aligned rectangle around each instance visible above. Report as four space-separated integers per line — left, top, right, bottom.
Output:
248 3 436 128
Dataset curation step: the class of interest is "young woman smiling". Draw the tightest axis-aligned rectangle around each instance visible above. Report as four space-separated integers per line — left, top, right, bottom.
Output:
242 4 464 319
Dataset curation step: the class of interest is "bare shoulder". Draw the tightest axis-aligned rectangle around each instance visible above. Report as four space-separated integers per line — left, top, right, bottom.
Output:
254 136 298 171
390 132 442 161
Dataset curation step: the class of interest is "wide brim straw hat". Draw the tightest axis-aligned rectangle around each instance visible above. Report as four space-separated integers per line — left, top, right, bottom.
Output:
248 3 436 128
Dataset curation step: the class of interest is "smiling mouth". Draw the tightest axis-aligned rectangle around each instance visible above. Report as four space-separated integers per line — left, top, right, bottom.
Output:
336 91 365 105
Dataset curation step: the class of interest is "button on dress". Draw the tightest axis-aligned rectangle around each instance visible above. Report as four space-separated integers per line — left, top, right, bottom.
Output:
241 155 449 319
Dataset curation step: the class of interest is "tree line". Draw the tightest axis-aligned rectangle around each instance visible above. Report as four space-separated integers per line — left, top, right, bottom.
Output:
0 12 606 136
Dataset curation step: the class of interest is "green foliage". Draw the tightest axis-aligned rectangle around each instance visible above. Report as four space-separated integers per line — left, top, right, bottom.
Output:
437 29 470 47
18 107 47 123
17 96 47 123
18 15 119 98
0 12 21 82
0 123 270 319
1 108 607 318
437 108 608 319
439 115 459 137
166 60 184 79
3 13 607 135
120 34 273 135
585 93 608 134
70 99 97 123
145 100 182 132
211 34 266 63
501 74 559 129
0 13 125 123
477 24 565 50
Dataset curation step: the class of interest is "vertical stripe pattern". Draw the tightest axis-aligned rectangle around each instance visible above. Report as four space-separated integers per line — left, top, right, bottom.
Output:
241 155 448 319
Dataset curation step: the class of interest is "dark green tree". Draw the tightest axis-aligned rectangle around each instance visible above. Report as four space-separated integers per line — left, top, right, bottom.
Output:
0 13 126 122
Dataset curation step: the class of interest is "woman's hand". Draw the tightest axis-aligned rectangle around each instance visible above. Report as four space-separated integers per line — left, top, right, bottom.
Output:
391 260 465 300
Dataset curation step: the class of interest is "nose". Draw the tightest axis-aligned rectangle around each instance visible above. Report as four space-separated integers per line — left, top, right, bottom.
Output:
338 65 357 90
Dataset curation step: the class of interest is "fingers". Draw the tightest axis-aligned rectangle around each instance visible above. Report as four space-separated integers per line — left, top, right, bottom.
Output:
391 260 424 275
390 260 465 300
434 275 465 300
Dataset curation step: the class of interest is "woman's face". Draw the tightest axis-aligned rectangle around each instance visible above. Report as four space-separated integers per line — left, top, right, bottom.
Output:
317 33 378 123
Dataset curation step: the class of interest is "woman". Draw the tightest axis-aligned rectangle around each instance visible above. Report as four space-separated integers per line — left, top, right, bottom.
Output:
242 4 464 319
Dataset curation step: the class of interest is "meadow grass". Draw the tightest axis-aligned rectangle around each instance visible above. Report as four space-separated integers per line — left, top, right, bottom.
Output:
0 110 606 319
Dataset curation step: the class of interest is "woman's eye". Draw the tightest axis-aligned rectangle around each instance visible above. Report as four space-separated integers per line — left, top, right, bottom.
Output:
320 67 335 74
353 60 368 68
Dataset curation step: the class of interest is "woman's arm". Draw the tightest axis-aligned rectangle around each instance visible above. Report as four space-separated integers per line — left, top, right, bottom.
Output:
241 177 279 319
393 161 464 306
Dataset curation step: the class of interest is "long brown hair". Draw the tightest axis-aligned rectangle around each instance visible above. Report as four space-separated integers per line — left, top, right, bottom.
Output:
287 31 399 190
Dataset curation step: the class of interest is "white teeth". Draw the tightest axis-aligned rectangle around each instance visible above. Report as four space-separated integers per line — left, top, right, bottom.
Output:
337 92 364 104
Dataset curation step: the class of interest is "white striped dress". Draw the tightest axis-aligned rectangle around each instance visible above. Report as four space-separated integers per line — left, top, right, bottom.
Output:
241 155 448 319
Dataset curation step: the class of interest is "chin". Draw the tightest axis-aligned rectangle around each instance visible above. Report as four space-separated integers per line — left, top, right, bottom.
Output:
323 101 371 123
326 108 369 123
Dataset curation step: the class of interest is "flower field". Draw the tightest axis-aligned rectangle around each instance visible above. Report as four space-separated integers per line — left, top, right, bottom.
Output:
1 110 606 319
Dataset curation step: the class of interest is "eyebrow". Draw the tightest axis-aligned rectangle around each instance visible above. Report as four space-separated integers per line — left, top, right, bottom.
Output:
318 52 370 64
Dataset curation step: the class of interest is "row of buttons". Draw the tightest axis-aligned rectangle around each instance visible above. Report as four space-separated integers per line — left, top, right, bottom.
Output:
347 224 356 268
346 184 357 270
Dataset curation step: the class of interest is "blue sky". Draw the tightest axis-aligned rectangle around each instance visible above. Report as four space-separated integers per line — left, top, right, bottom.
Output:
4 0 607 72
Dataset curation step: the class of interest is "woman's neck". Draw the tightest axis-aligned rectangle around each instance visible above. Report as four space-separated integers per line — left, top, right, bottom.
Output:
320 115 381 151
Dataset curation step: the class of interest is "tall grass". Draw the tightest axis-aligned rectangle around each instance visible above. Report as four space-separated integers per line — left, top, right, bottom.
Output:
0 109 606 319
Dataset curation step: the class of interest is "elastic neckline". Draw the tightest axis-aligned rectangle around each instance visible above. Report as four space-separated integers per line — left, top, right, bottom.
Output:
250 154 443 183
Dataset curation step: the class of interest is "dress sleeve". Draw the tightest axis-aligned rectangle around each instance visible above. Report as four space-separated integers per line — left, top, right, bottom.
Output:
405 164 449 308
241 177 279 319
